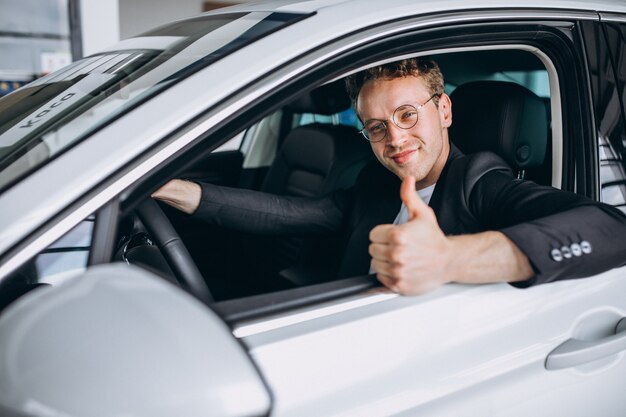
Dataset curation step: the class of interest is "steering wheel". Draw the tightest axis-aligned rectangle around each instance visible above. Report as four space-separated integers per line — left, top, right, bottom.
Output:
135 198 213 304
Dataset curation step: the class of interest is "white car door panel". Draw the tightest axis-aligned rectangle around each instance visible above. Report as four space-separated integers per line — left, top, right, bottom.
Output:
240 267 626 416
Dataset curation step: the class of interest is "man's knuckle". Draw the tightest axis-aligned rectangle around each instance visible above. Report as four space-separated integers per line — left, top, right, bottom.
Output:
388 228 404 244
388 250 403 264
389 264 403 277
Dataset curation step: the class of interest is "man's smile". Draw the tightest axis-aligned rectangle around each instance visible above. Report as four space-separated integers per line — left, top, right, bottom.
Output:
389 149 417 165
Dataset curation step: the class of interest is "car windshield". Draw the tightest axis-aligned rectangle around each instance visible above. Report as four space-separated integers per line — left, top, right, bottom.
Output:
0 11 308 193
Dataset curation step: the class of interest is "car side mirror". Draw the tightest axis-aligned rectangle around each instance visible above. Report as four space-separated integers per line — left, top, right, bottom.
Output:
0 264 271 417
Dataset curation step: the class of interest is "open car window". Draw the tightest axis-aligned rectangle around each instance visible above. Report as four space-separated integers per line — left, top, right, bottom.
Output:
134 47 559 307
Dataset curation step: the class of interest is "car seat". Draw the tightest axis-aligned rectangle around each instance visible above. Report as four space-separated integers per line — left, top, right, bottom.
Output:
448 80 549 182
245 80 373 286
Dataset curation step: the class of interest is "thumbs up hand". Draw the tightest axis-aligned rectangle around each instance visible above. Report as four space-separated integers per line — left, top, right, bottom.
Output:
399 174 437 222
369 176 454 295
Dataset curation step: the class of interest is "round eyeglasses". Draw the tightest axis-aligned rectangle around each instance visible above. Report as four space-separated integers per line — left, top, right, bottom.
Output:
359 94 439 142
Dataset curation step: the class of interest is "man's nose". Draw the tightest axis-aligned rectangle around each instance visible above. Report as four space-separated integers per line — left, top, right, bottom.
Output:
385 123 408 147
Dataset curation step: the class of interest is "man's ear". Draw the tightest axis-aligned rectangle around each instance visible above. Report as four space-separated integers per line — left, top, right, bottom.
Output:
438 93 452 128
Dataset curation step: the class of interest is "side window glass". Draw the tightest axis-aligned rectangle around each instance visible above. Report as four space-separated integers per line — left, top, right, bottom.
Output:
599 136 626 212
591 22 626 213
296 107 361 130
16 217 94 287
297 113 333 125
1 216 94 313
212 130 245 152
338 108 361 128
437 50 553 186
444 69 550 98
35 217 94 285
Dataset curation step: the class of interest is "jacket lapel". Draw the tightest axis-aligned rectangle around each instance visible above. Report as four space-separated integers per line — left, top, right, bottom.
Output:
430 144 464 234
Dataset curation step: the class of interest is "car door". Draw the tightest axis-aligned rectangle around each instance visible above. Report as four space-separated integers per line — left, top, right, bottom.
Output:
235 274 626 417
209 11 626 417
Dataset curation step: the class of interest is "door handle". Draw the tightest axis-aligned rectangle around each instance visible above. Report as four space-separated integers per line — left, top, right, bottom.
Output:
545 317 626 370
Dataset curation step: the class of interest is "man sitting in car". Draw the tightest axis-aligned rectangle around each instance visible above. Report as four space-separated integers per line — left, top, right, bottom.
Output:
153 57 626 295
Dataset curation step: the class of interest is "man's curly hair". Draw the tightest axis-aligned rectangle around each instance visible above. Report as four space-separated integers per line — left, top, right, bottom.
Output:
345 57 444 107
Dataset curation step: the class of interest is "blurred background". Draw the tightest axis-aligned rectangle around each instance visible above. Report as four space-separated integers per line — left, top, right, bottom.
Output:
0 0 253 97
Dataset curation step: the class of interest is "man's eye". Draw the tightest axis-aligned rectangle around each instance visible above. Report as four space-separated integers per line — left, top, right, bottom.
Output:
400 110 417 120
368 123 385 133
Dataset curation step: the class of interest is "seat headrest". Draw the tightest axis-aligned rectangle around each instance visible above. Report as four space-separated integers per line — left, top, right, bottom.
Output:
287 79 351 115
449 81 548 170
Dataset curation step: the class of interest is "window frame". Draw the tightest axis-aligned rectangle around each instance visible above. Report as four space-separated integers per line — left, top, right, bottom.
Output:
112 17 598 323
578 18 626 212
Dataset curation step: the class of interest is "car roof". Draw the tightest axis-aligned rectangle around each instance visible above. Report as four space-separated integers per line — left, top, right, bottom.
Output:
201 0 626 17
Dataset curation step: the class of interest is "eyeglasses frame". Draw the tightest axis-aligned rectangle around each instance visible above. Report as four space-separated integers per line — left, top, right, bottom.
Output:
358 93 440 143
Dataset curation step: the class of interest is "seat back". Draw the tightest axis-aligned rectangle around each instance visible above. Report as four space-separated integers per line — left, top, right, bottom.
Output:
248 80 372 286
261 123 370 197
448 80 549 177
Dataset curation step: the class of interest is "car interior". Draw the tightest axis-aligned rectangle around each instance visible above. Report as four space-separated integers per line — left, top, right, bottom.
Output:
113 48 553 303
0 48 556 314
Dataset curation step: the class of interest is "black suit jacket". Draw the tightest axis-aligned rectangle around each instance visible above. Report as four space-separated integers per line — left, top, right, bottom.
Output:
193 145 626 287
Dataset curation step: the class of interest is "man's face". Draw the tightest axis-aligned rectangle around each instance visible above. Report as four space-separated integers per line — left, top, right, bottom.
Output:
356 76 452 188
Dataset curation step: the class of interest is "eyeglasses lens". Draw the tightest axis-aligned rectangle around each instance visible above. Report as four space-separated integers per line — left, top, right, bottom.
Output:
362 104 419 142
363 121 387 142
393 105 418 129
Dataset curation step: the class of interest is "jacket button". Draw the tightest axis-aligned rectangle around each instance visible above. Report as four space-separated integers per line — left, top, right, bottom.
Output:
570 243 582 256
551 248 563 262
580 240 592 254
561 246 572 259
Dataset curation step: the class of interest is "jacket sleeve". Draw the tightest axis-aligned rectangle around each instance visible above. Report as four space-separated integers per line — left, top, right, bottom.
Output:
468 155 626 287
189 182 352 236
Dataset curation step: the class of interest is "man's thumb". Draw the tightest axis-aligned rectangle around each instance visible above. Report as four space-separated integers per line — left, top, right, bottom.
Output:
400 175 428 220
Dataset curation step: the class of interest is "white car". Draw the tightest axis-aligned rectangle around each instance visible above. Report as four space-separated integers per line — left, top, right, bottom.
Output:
0 1 625 416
